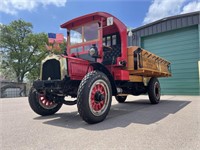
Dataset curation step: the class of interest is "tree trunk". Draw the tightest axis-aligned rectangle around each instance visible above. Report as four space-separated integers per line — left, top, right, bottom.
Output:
16 74 24 83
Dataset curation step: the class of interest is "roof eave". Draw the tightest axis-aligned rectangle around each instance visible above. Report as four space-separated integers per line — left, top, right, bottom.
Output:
132 11 200 32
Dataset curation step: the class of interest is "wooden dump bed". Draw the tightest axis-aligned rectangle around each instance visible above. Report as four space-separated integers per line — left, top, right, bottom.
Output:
127 46 171 77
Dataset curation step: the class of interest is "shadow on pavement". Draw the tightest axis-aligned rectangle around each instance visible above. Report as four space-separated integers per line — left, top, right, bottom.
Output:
34 99 191 130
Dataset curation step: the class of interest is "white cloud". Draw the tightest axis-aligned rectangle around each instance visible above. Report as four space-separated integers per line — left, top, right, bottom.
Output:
0 0 67 15
181 0 200 14
143 0 200 24
143 0 186 24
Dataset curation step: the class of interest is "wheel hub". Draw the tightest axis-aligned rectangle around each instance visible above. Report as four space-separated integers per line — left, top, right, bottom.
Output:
94 91 105 102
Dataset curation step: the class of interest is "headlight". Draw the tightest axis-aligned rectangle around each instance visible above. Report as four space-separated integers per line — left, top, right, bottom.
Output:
89 44 98 58
89 47 96 56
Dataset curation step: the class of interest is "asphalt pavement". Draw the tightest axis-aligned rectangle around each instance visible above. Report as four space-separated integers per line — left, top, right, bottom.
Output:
0 95 200 150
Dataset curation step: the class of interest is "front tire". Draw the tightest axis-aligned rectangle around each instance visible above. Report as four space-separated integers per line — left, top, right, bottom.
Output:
28 87 63 116
148 77 161 104
77 71 112 124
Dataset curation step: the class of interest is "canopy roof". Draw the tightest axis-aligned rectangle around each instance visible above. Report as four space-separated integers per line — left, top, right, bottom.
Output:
60 12 127 33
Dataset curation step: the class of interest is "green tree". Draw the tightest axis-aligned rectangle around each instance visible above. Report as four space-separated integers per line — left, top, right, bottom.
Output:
0 19 48 83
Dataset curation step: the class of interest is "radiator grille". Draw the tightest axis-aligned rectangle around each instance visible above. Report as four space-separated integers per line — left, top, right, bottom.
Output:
42 59 61 80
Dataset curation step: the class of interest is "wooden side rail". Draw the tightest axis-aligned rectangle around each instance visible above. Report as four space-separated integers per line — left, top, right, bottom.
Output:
127 46 171 77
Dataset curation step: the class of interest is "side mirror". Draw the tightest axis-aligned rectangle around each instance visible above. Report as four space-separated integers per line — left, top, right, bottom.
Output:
128 31 133 37
127 30 133 37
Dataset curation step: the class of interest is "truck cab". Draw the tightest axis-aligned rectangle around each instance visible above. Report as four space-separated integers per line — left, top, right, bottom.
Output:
60 12 129 81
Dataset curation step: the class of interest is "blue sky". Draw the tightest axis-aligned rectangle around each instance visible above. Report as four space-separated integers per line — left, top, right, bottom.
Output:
0 0 199 36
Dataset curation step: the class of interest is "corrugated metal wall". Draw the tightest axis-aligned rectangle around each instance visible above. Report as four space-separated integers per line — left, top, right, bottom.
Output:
141 25 199 95
129 11 200 46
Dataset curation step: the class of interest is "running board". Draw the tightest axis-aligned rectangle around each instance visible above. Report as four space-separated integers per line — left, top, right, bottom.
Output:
62 100 77 105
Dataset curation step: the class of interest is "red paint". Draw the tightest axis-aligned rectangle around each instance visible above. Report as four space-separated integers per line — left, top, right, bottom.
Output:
112 68 129 81
62 55 92 80
61 12 129 81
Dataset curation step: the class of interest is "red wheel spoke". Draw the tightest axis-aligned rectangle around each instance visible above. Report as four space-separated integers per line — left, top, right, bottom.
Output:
99 85 103 91
94 104 97 111
95 86 98 92
97 84 100 91
92 88 96 94
38 94 56 108
98 104 102 111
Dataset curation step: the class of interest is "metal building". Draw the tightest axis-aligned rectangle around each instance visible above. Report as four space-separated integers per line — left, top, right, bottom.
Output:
129 11 200 95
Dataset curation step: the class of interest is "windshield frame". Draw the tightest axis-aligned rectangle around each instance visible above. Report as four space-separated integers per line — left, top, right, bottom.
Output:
69 21 100 47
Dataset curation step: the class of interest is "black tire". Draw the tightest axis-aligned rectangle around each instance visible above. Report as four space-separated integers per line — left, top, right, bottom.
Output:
28 87 63 116
115 96 127 103
148 77 161 104
77 71 112 124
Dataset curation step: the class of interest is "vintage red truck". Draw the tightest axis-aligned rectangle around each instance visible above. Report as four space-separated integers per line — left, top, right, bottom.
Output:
28 12 171 124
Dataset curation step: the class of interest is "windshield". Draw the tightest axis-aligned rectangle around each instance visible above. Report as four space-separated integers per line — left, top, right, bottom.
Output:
70 22 99 45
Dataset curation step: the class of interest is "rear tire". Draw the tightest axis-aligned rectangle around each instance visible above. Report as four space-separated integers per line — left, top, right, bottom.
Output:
77 71 112 124
115 96 127 103
148 77 161 104
28 87 63 116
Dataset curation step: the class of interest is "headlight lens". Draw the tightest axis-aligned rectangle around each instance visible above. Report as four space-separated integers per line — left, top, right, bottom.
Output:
89 44 98 58
89 47 96 56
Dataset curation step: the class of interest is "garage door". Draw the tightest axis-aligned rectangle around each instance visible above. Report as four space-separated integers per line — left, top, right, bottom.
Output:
141 25 199 95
